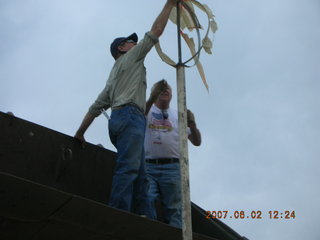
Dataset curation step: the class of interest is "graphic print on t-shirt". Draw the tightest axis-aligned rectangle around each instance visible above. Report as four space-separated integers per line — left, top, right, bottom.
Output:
145 106 180 158
148 112 173 132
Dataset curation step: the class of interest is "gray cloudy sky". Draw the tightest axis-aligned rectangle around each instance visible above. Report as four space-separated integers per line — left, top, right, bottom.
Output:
1 0 319 239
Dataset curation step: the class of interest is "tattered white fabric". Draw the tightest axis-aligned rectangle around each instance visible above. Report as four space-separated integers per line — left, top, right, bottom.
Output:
155 0 218 91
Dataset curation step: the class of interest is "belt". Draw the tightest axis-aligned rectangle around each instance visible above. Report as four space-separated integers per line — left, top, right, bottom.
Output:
112 103 144 114
146 158 179 164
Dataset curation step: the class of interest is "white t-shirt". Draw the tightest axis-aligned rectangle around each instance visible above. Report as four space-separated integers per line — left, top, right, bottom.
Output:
144 105 190 159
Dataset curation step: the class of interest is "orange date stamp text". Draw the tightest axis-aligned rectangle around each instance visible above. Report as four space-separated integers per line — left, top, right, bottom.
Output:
205 210 296 220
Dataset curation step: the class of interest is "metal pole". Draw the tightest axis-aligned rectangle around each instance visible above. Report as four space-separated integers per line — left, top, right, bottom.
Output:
176 1 192 240
177 65 192 240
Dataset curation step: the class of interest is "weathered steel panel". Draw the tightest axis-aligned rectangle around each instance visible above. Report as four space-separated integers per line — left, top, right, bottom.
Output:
0 112 248 240
0 172 216 240
0 111 116 204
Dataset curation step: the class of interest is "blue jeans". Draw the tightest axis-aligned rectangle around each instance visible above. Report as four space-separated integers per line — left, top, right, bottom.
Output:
108 106 151 217
146 162 182 228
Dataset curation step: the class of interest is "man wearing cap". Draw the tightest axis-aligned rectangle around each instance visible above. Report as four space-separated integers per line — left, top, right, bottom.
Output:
74 0 177 217
145 80 201 228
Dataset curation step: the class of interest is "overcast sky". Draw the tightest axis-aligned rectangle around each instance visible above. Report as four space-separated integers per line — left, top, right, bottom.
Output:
1 0 320 239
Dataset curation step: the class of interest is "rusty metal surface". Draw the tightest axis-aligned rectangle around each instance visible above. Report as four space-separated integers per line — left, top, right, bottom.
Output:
0 111 247 240
0 111 116 204
0 172 217 240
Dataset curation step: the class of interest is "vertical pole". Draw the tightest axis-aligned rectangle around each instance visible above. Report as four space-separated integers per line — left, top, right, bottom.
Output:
176 1 192 240
177 66 192 240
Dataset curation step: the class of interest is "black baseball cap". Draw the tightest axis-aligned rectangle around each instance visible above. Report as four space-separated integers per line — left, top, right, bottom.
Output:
110 33 138 59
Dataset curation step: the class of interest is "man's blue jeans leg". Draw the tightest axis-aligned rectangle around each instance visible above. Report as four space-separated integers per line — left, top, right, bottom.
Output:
108 106 151 217
147 162 182 228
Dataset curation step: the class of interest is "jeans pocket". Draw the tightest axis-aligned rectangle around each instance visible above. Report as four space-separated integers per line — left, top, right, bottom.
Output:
109 108 130 136
130 108 146 129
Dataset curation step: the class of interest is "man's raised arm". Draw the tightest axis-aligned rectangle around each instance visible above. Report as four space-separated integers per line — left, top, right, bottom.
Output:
150 0 177 37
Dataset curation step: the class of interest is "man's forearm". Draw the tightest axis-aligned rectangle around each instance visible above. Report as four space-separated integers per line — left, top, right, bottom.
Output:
188 124 201 146
75 112 96 140
151 0 176 37
145 98 154 116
